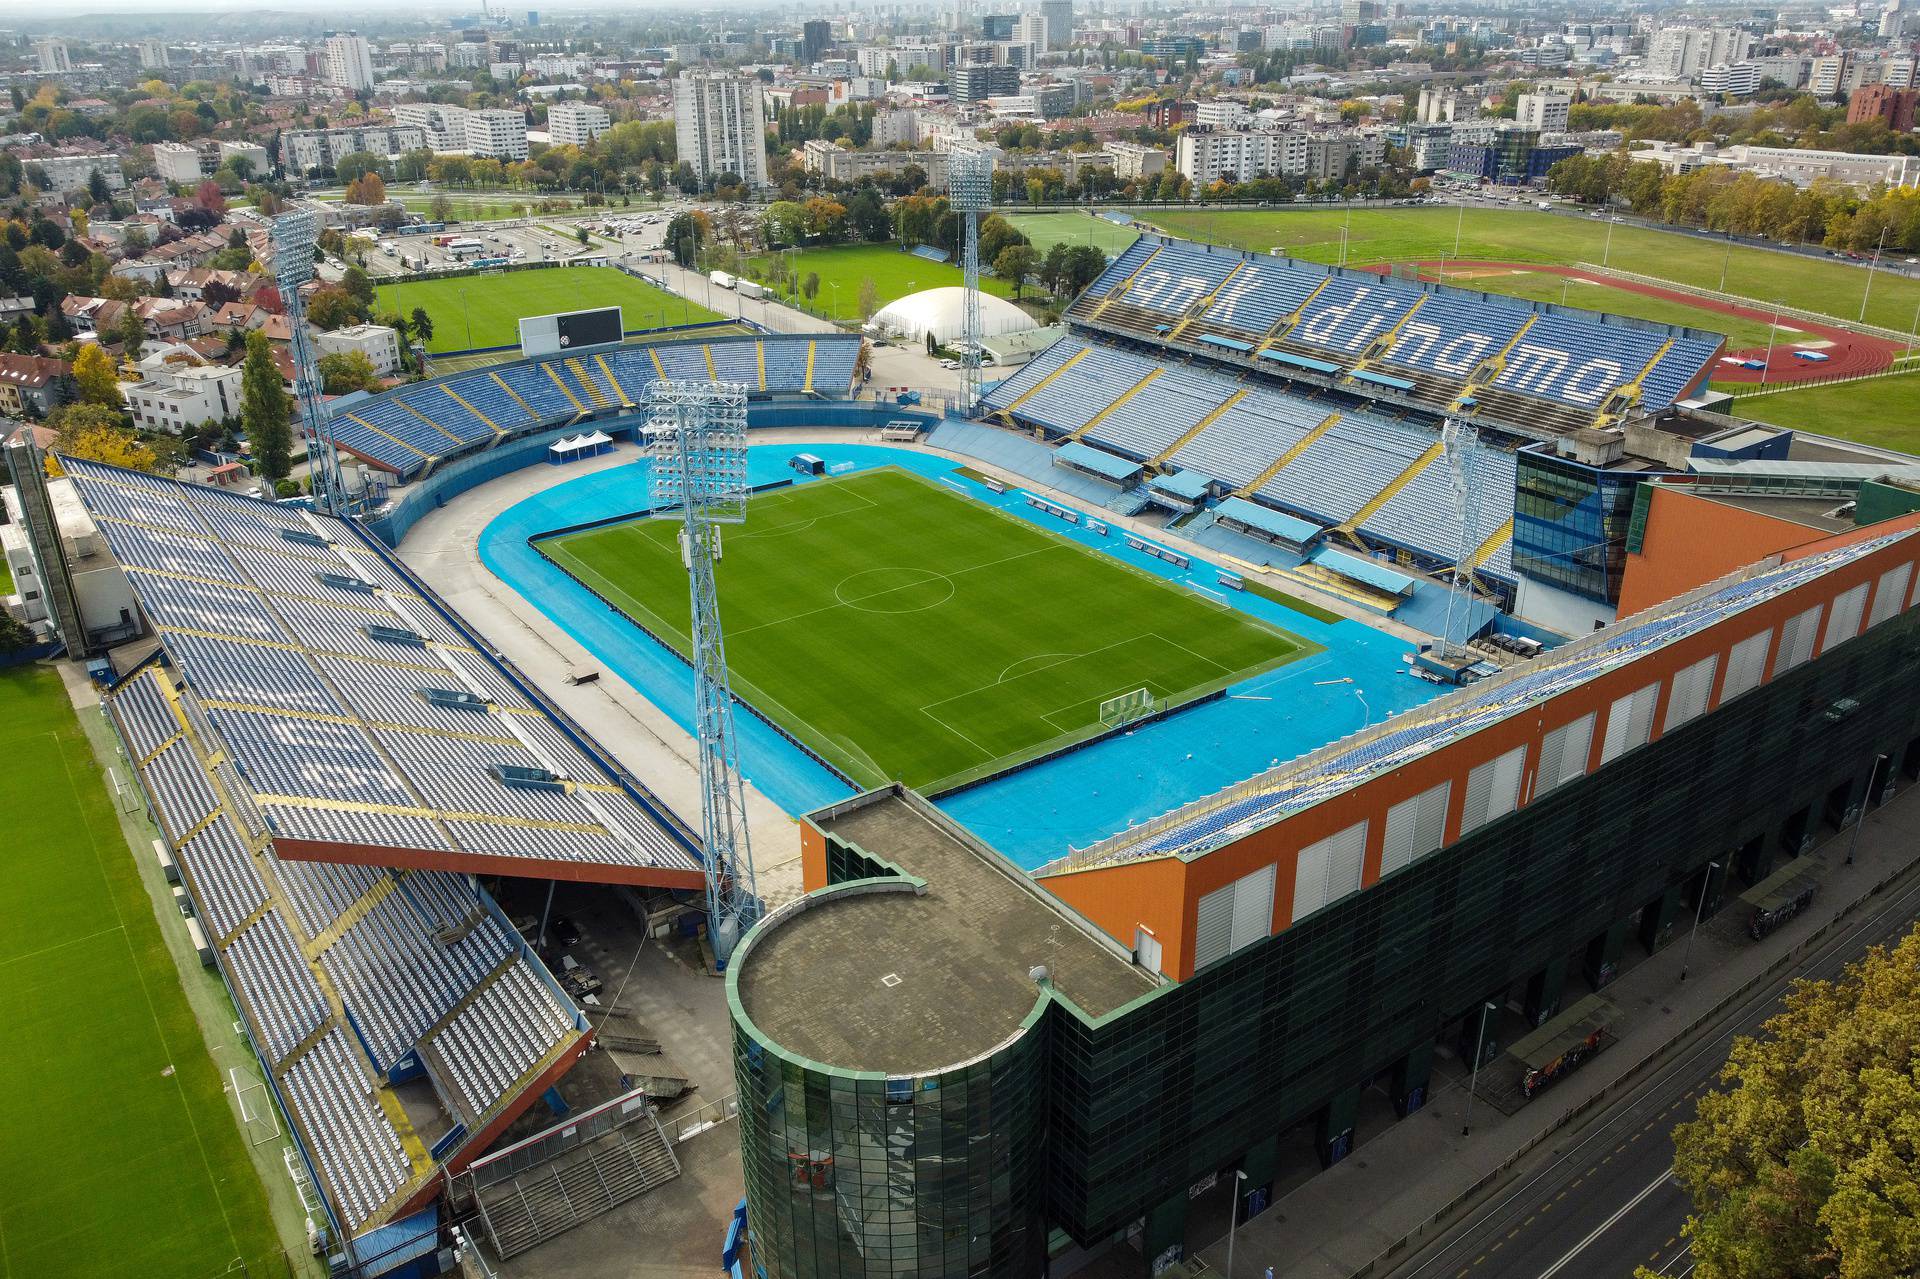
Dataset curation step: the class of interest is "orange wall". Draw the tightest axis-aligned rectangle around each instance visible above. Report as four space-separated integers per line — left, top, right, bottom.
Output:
1040 520 1920 980
1618 485 1822 617
799 821 829 892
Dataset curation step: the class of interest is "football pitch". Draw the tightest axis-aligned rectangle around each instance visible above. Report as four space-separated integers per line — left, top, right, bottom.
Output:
537 468 1316 790
373 265 721 353
0 668 281 1279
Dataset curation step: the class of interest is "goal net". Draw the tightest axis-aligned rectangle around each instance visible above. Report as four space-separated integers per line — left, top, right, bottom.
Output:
1099 688 1158 729
230 1067 280 1147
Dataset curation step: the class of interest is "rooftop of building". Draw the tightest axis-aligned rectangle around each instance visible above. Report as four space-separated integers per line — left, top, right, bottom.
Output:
733 789 1154 1076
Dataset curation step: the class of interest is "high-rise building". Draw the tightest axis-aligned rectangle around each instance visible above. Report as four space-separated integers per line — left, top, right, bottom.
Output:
394 102 470 151
672 72 771 190
152 141 210 185
466 109 529 161
322 32 376 93
1699 62 1762 97
953 63 1020 102
981 14 1017 39
1515 90 1571 131
33 39 70 74
802 19 832 63
1848 82 1919 132
1039 0 1073 49
547 101 611 146
138 38 170 69
1015 13 1051 49
1645 26 1757 80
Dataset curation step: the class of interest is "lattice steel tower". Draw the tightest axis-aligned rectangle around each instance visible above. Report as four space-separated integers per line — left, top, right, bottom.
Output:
949 152 994 415
270 210 347 515
1438 416 1482 659
646 380 759 963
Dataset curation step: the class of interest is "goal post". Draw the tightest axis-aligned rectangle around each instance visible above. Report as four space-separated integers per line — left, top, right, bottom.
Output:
1099 687 1158 729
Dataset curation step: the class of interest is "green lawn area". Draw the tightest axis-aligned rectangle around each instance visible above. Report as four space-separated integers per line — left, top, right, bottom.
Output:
538 468 1314 791
1132 208 1920 336
374 265 721 353
1719 370 1920 452
1004 211 1148 256
1427 264 1785 347
0 666 281 1279
740 243 1024 323
0 555 12 593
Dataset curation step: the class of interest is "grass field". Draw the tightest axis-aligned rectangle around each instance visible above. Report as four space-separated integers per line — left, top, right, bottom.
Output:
1716 369 1920 451
538 468 1314 790
741 243 1023 323
425 321 755 376
1005 211 1148 256
1429 265 1786 347
374 265 720 353
1128 207 1920 336
0 667 281 1279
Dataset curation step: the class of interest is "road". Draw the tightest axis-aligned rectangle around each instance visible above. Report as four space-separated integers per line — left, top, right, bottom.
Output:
1392 860 1920 1279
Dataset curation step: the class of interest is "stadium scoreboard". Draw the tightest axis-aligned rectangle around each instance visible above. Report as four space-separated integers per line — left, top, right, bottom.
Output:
519 306 624 357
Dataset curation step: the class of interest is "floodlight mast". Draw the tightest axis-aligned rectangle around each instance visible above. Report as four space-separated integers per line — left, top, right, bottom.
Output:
646 379 758 963
270 211 347 515
1438 416 1482 660
949 153 994 416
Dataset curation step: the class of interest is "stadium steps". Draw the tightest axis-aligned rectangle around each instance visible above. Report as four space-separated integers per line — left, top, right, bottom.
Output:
647 347 668 381
341 413 433 461
1259 277 1334 346
564 358 613 409
487 372 541 426
802 340 815 392
1460 315 1538 393
1279 562 1403 615
1466 518 1514 572
1087 243 1165 321
1152 389 1247 465
1000 346 1091 416
1356 295 1431 361
1067 367 1163 442
475 1111 682 1261
1599 338 1675 426
306 877 399 958
1466 385 1599 435
1234 411 1342 497
1168 261 1249 341
441 386 507 437
1339 440 1445 533
701 345 718 380
542 364 589 416
755 341 767 392
397 400 465 445
595 353 634 407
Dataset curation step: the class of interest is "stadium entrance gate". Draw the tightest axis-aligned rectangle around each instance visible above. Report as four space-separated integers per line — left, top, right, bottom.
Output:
448 1088 682 1261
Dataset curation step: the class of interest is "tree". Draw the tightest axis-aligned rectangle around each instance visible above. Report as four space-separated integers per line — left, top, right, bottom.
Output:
114 307 145 364
194 178 226 215
51 420 158 474
316 350 383 394
1645 925 1920 1279
664 210 708 267
762 199 807 247
87 169 111 207
408 306 434 343
332 151 383 186
71 342 122 407
994 244 1039 299
305 284 362 331
801 271 820 302
340 265 374 308
428 193 453 224
241 330 292 481
344 172 386 206
856 276 879 320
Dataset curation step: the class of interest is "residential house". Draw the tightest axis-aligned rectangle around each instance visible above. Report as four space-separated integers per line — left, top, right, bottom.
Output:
0 354 73 418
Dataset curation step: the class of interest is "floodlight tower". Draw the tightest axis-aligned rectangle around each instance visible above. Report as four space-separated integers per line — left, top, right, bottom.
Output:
271 210 347 515
949 152 994 415
646 379 759 963
1438 416 1483 660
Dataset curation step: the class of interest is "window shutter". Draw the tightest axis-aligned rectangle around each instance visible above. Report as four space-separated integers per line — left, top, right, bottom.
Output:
1535 712 1594 798
1194 881 1235 970
1228 864 1275 953
1601 684 1657 765
1776 605 1820 673
1721 630 1770 702
1663 655 1718 733
1821 583 1867 654
1461 746 1525 835
1870 563 1912 628
1291 837 1331 924
1382 781 1450 876
1325 821 1367 901
1291 821 1368 923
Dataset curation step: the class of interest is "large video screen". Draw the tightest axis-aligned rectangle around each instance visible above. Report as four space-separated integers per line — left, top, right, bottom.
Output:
558 307 623 350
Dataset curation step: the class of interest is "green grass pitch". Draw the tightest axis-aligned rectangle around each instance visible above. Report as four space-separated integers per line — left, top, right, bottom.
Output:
538 468 1317 791
1714 368 1920 452
373 265 722 353
0 667 280 1279
740 243 1024 322
1004 212 1146 257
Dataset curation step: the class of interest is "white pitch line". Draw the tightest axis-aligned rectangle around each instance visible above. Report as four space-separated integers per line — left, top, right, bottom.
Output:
1536 1171 1675 1279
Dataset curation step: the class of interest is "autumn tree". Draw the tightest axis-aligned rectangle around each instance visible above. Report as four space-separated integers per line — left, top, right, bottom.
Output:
194 178 226 215
316 349 382 395
856 276 878 321
241 329 292 481
71 342 123 408
344 172 386 207
1646 925 1920 1279
46 402 156 473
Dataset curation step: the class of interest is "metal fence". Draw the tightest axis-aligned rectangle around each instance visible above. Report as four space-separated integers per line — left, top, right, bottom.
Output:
460 1086 658 1192
667 1092 741 1143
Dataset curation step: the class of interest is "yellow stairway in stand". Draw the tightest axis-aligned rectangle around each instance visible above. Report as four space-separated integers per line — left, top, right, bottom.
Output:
1151 390 1246 466
1338 440 1445 533
564 357 612 408
1067 368 1162 442
1235 411 1341 496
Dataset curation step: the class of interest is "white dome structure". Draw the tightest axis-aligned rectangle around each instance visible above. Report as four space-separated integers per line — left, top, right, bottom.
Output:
865 286 1037 346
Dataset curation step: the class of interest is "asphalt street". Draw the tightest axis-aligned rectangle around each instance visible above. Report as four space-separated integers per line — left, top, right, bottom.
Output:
1393 855 1920 1279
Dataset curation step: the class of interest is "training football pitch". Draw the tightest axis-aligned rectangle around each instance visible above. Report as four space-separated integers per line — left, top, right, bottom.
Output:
374 265 721 353
537 468 1315 790
0 668 280 1279
740 243 1023 322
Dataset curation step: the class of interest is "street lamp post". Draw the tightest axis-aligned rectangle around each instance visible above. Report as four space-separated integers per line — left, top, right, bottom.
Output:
1602 217 1614 269
1846 754 1888 866
1462 999 1497 1137
459 287 472 350
1455 201 1465 258
1225 1168 1248 1279
1719 241 1732 295
1761 302 1782 386
1860 225 1891 323
1680 860 1719 982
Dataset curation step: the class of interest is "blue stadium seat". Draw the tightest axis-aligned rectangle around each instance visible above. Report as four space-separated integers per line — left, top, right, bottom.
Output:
1288 277 1422 355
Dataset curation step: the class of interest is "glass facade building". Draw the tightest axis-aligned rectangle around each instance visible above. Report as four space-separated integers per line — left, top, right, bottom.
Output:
733 605 1920 1278
1513 445 1674 603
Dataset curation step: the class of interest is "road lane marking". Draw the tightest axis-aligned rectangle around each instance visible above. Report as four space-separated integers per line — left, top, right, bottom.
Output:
1534 1171 1674 1279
